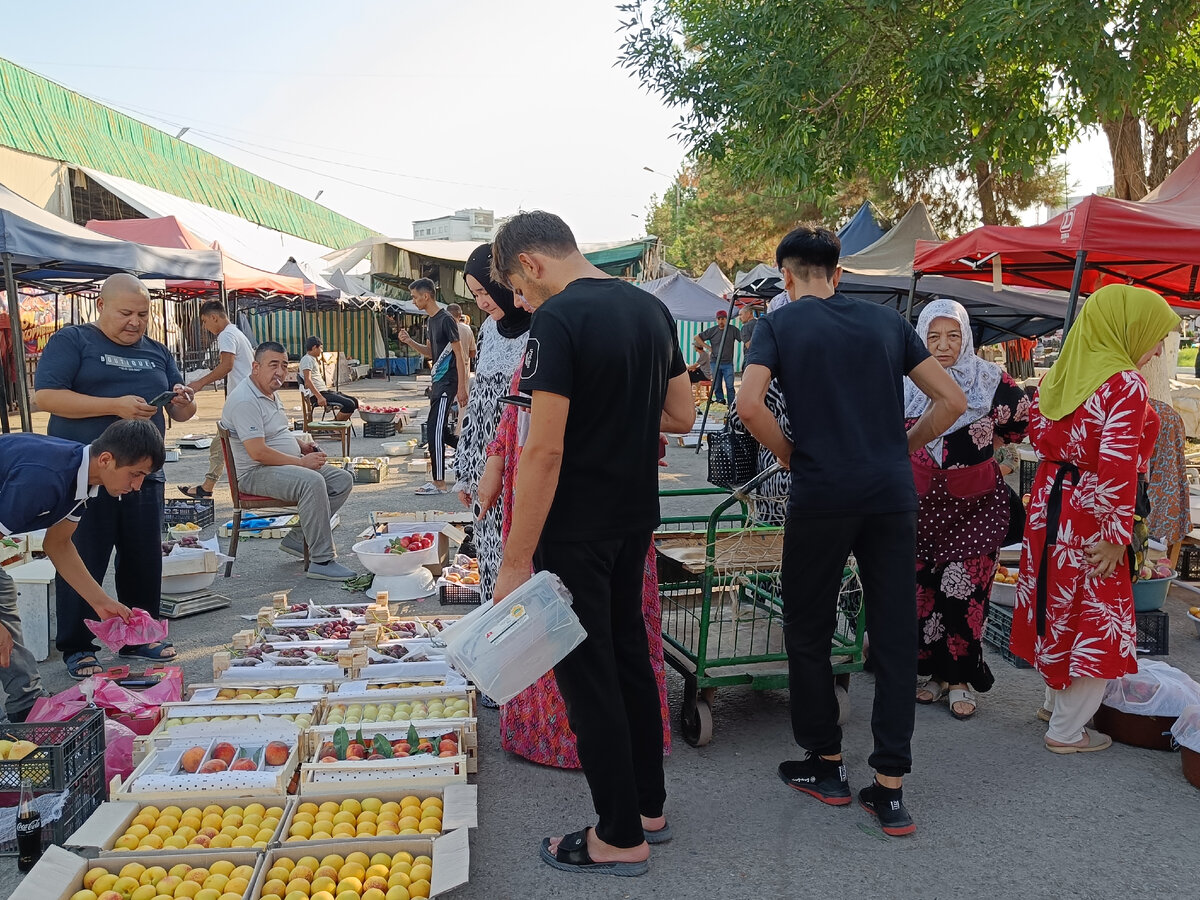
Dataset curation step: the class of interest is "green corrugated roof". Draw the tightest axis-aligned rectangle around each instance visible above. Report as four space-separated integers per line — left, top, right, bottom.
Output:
0 58 374 249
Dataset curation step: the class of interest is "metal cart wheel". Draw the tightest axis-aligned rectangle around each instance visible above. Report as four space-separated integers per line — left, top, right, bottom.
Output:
681 681 714 747
834 679 851 727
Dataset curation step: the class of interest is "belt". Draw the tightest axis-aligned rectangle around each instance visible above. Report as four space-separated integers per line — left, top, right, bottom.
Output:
1035 461 1079 637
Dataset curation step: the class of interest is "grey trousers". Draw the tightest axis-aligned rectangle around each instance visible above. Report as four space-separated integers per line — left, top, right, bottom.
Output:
238 463 354 563
0 568 46 722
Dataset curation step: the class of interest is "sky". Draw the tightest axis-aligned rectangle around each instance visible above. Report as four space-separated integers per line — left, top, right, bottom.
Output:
2 0 690 243
2 1 1112 245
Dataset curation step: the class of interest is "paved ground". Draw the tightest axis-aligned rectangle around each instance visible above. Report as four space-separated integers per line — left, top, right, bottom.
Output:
3 376 1199 899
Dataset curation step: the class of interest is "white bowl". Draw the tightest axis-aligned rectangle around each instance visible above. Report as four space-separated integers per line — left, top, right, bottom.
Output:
1187 609 1200 638
162 570 218 594
353 530 439 575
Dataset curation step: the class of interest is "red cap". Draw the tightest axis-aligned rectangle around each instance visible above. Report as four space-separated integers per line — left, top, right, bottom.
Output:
715 310 728 318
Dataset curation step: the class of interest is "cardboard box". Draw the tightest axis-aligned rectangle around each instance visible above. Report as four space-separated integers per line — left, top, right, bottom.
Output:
251 834 468 898
184 682 328 703
66 795 293 856
161 548 219 578
321 685 477 722
300 721 472 790
135 699 319 753
304 717 477 774
16 845 262 900
277 784 477 843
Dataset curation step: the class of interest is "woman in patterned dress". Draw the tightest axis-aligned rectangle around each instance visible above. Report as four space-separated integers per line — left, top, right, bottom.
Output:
453 243 531 602
904 300 1030 719
478 363 672 768
1139 332 1191 559
1011 285 1179 753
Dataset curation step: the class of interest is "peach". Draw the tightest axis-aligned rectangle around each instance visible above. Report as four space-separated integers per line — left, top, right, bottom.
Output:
210 742 236 766
230 758 257 771
199 759 228 774
264 740 290 766
179 746 206 774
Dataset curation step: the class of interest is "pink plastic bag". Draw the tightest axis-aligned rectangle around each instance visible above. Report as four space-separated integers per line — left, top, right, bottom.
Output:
104 717 137 783
85 607 168 653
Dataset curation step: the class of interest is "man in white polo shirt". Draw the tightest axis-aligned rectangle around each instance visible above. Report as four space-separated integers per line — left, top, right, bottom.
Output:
221 341 356 580
180 300 255 500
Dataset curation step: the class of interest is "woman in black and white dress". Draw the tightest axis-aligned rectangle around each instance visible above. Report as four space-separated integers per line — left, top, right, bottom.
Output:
453 243 531 600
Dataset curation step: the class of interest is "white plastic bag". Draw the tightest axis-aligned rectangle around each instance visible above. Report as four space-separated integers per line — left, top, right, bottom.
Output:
1102 660 1200 717
1171 705 1200 753
441 571 586 704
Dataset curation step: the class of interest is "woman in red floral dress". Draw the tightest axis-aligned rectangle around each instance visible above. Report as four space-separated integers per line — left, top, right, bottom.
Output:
1011 285 1179 753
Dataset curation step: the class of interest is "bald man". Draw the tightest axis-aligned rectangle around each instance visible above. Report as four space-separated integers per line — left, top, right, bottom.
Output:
34 272 194 679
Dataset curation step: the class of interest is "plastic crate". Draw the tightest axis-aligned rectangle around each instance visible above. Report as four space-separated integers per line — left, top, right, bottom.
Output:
982 603 1033 669
439 582 483 606
1135 609 1169 656
0 708 105 792
1019 457 1039 497
163 497 215 530
0 755 106 855
363 421 397 439
1177 544 1200 581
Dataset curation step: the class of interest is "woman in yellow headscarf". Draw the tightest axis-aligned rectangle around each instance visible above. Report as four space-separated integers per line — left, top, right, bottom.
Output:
1012 285 1179 753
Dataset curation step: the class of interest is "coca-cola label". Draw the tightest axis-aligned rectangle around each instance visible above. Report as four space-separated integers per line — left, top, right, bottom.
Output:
16 817 40 834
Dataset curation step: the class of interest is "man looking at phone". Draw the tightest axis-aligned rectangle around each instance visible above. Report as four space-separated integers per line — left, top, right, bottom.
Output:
34 273 192 679
221 342 356 581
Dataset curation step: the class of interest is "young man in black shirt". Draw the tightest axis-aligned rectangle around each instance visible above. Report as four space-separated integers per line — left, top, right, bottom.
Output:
490 211 694 876
738 225 966 836
399 278 468 494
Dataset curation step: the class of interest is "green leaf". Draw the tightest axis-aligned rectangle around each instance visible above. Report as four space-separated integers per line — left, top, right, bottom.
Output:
333 727 349 761
407 723 420 747
372 734 394 758
356 726 366 748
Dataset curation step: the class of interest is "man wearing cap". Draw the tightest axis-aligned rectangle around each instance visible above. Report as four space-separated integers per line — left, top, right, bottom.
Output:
698 311 740 405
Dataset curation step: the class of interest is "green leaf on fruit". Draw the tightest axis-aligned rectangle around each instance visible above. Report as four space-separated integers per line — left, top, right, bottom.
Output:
407 723 420 747
333 727 349 761
372 734 394 758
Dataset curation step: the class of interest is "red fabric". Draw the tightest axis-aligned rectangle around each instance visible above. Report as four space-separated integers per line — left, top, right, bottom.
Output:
238 493 280 502
1010 372 1160 688
914 148 1200 306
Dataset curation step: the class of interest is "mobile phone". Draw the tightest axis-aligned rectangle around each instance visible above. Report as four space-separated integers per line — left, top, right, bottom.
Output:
148 391 176 407
498 394 531 410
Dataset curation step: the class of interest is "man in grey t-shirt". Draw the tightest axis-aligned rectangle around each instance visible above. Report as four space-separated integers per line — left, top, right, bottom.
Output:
698 310 740 404
221 341 356 580
737 305 757 350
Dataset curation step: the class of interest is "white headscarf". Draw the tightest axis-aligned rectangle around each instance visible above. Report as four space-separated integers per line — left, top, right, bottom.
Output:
903 299 1002 463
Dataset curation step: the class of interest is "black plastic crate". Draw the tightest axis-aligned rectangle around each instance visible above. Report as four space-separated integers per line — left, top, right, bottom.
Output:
0 755 106 855
363 421 397 439
0 708 105 793
983 603 1033 669
163 497 215 530
1178 544 1200 581
1019 457 1039 497
439 582 483 605
1135 609 1169 656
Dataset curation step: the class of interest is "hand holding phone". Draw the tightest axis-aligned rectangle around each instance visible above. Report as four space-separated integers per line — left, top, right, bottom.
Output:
148 390 176 407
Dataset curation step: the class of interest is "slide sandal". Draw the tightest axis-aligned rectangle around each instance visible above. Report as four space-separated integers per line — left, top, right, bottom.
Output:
539 829 648 877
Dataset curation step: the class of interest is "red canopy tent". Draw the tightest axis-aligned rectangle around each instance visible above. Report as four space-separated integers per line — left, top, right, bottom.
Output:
913 147 1200 328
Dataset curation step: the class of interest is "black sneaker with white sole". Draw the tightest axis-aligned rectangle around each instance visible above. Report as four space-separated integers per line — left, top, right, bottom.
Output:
777 753 851 806
858 780 916 836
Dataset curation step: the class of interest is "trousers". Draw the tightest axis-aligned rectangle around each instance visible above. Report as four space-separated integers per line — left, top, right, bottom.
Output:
427 385 459 483
0 568 45 720
1044 676 1109 744
712 362 735 404
239 464 354 563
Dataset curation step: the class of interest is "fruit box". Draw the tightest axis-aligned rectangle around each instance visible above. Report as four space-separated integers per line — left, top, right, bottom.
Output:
305 721 478 776
160 548 220 578
116 726 301 800
66 794 293 856
185 682 329 703
19 845 264 900
212 649 365 681
135 700 320 751
320 686 478 725
277 784 478 844
250 833 469 899
347 659 464 684
300 723 473 789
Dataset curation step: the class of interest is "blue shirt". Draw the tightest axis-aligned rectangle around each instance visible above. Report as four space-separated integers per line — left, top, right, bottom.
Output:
35 324 182 481
0 434 97 536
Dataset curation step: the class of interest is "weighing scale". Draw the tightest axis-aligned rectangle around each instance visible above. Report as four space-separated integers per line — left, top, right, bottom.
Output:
160 589 232 618
367 568 437 603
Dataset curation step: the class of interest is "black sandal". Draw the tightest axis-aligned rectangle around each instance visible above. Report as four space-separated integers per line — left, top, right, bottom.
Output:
65 652 103 681
179 485 212 499
539 828 648 877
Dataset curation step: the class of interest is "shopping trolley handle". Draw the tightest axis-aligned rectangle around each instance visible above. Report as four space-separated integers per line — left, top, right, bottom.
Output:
730 461 784 502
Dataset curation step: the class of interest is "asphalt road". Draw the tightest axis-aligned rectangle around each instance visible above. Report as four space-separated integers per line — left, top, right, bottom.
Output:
3 376 1198 899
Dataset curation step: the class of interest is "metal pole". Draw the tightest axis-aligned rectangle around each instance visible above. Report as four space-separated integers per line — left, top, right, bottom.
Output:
1062 250 1088 340
694 293 740 454
904 271 919 323
3 254 32 432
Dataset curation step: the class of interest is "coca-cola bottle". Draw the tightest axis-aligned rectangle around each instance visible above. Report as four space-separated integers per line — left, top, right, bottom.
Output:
15 777 42 872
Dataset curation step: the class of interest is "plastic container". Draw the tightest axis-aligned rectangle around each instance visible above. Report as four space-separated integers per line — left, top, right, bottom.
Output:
1187 609 1200 638
354 532 439 576
162 498 215 530
441 571 587 704
0 708 105 793
1132 574 1174 611
982 603 1032 669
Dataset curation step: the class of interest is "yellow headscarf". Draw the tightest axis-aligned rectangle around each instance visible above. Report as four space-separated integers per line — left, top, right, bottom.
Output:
1038 284 1180 421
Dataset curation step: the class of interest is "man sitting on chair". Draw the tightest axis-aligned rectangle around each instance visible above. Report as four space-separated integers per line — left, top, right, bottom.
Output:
222 342 357 581
300 337 359 422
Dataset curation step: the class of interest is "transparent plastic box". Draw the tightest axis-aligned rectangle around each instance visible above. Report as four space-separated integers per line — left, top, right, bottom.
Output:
441 571 586 704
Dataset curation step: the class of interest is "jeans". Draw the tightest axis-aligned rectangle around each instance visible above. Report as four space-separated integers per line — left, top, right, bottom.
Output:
780 510 918 777
57 479 166 657
712 362 735 404
0 568 45 721
239 464 354 563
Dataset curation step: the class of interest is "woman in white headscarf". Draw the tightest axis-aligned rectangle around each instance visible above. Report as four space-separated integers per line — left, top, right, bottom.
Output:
905 300 1030 719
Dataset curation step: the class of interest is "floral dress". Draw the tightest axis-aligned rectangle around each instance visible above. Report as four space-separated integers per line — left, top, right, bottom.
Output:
906 373 1029 691
1010 371 1159 689
1146 398 1191 545
453 318 528 601
487 369 672 768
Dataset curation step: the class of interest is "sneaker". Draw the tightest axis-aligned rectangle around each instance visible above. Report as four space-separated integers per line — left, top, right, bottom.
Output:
777 753 851 806
414 482 448 495
858 780 916 836
306 560 357 581
280 531 306 559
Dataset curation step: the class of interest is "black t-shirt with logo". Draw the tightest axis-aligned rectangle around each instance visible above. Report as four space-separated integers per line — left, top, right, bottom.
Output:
746 293 930 518
427 309 461 391
520 277 686 541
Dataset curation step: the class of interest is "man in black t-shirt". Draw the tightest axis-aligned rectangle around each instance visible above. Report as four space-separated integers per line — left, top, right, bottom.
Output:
489 211 694 876
399 278 467 494
738 225 966 837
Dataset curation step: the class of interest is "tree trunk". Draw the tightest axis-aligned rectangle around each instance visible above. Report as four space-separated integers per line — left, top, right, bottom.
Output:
1101 112 1147 200
973 159 999 225
1149 123 1169 189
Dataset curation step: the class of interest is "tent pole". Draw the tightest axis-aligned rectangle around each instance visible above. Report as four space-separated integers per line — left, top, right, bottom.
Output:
695 293 740 454
3 254 32 432
904 272 919 323
381 309 391 382
1062 250 1088 339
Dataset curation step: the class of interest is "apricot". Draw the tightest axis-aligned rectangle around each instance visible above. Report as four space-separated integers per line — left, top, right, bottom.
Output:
179 746 206 774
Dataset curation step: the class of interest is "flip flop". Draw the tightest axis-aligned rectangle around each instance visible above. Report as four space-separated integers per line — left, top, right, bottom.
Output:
539 829 648 877
916 680 948 704
65 652 103 681
1045 727 1112 754
179 485 213 499
643 822 672 844
119 641 176 661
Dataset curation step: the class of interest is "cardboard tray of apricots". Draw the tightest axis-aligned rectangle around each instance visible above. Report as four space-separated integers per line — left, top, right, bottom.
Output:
20 846 264 900
275 785 477 847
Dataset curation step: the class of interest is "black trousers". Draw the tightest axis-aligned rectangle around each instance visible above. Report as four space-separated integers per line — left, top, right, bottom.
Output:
320 390 359 413
780 510 917 777
535 532 665 848
426 385 458 482
56 480 165 656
